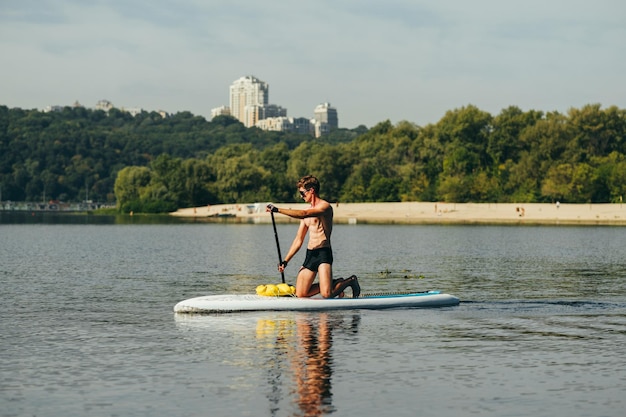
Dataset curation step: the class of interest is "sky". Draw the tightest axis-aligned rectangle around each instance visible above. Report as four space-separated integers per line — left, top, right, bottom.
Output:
1 0 625 128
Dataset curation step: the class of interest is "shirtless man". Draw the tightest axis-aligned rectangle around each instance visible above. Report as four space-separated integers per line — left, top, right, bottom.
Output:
266 175 360 298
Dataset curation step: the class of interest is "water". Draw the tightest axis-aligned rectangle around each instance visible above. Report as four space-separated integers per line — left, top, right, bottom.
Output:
1 220 625 417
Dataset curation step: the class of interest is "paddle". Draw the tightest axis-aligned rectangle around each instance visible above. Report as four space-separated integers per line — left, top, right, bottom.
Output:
270 211 286 283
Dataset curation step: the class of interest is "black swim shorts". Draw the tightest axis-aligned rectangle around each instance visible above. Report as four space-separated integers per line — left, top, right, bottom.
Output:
302 247 333 272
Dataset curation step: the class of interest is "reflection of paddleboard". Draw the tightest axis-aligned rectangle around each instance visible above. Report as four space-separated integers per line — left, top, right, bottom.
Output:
174 291 460 313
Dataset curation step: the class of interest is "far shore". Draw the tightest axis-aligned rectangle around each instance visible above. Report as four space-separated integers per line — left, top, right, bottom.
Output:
171 201 626 225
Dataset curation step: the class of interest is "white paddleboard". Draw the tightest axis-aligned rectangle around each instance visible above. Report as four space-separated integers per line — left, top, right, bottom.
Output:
174 291 460 313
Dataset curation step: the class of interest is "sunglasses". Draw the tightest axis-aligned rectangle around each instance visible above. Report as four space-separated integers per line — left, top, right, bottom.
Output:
299 189 309 197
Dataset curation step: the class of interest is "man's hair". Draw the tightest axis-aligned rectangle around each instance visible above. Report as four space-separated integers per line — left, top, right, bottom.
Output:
297 175 320 195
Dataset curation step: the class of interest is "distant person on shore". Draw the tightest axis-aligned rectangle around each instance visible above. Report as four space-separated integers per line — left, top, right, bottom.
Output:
266 175 360 298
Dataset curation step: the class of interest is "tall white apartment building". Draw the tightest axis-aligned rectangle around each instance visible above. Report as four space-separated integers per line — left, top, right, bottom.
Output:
314 102 338 130
229 76 269 127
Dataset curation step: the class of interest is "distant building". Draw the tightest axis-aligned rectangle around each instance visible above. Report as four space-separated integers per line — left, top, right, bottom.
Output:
211 106 231 118
43 101 84 113
122 107 143 117
219 76 338 136
42 105 64 113
260 104 287 119
311 120 330 138
291 117 312 135
42 100 166 118
95 100 114 112
229 76 269 127
256 117 293 132
314 102 338 130
256 116 311 135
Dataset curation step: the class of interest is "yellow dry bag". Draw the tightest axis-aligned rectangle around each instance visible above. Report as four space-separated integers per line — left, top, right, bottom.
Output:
256 283 296 297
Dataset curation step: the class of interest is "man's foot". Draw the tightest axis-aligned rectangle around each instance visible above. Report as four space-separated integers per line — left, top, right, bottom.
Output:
347 275 360 298
330 276 360 298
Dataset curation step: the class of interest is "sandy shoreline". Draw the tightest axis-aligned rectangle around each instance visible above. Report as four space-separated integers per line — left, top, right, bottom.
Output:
171 201 626 225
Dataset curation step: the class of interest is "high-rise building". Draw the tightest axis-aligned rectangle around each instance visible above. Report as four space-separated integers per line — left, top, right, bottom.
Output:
314 102 338 130
229 76 269 127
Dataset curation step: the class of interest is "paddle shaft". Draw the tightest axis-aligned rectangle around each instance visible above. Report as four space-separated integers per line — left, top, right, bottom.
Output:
270 211 286 283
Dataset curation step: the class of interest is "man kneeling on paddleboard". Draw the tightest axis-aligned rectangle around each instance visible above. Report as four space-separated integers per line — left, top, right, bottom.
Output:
266 175 360 298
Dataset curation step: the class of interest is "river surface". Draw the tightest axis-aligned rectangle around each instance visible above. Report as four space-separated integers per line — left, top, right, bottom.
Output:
1 217 625 417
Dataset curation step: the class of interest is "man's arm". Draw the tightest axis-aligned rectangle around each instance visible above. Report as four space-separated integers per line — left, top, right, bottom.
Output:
282 221 308 266
271 201 330 219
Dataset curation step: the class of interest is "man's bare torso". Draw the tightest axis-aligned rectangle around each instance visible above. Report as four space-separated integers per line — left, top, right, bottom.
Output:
304 204 333 250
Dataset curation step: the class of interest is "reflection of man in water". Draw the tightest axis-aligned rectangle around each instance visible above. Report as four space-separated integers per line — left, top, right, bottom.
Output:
258 313 360 416
292 313 334 415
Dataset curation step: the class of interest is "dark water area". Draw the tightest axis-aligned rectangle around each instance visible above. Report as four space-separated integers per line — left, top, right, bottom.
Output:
1 219 624 416
0 211 187 225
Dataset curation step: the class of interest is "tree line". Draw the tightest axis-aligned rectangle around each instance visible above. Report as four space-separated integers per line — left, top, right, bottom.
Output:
0 105 359 207
2 103 625 212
